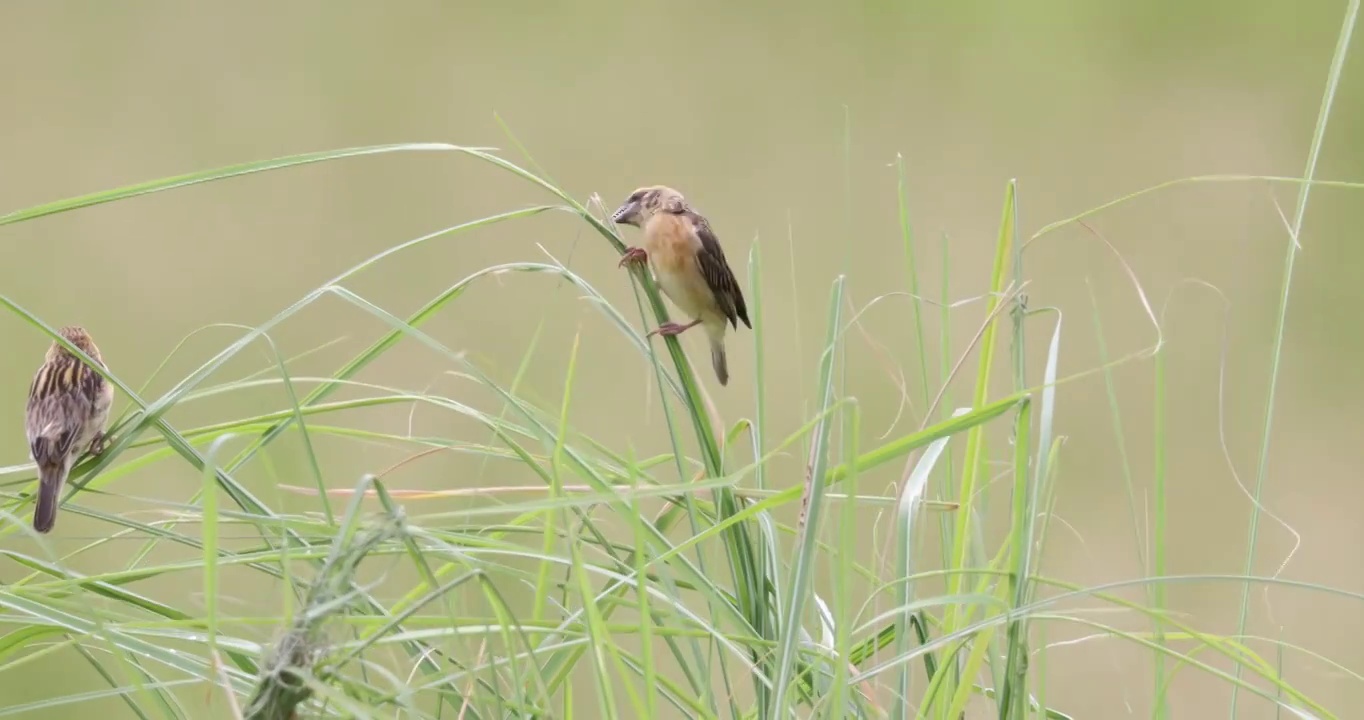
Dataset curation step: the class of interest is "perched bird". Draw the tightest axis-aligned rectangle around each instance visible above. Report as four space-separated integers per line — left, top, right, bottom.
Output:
25 325 114 533
611 185 751 385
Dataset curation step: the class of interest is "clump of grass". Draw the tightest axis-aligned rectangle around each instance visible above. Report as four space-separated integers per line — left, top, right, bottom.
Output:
244 484 405 719
0 146 1339 720
0 4 1358 714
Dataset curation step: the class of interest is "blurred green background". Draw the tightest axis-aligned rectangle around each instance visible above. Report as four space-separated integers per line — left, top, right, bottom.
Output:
2 2 1362 717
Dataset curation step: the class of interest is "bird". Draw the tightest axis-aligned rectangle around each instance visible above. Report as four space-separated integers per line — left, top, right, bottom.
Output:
25 325 115 533
611 185 751 385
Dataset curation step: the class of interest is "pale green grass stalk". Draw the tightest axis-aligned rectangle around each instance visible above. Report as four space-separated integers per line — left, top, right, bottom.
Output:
829 404 859 716
1000 304 1061 719
892 412 965 718
747 237 782 715
938 228 956 489
1000 399 1033 719
1153 329 1169 719
628 453 660 720
201 435 224 709
894 158 949 702
1085 283 1147 576
1232 1 1358 716
938 181 1015 716
556 334 627 718
769 276 845 715
896 155 934 419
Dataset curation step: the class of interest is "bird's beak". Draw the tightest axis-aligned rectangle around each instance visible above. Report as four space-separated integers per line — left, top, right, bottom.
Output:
611 201 640 226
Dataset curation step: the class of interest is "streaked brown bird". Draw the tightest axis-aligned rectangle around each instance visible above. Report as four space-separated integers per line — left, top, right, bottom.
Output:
611 185 751 385
25 325 114 533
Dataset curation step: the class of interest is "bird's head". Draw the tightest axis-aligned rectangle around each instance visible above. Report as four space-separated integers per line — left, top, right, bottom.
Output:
610 185 688 227
48 325 101 363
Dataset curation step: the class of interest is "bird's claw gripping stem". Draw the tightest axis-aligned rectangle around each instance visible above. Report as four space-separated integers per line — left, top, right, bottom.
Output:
646 321 699 339
618 246 648 268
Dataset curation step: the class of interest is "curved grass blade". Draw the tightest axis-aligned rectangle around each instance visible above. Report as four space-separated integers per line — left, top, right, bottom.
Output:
1231 2 1359 715
0 143 471 227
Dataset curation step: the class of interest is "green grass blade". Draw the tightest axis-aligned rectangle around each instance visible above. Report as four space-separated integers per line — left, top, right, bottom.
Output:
1231 2 1358 715
939 180 1015 716
0 143 467 226
769 276 845 715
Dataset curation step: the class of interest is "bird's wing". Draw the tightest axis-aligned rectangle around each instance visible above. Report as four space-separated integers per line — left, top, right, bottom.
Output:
687 211 751 329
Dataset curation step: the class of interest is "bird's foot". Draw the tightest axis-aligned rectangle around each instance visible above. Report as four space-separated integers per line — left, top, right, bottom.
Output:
89 432 109 457
646 321 700 338
618 246 648 268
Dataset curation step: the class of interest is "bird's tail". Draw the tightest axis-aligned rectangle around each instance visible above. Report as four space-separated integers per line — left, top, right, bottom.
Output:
33 463 68 534
709 336 730 386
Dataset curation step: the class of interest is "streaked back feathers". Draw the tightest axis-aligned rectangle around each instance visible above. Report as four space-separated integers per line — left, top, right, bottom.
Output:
30 327 108 409
25 325 113 533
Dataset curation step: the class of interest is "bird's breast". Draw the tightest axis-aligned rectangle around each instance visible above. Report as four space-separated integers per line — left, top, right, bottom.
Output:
643 214 725 325
643 216 694 273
